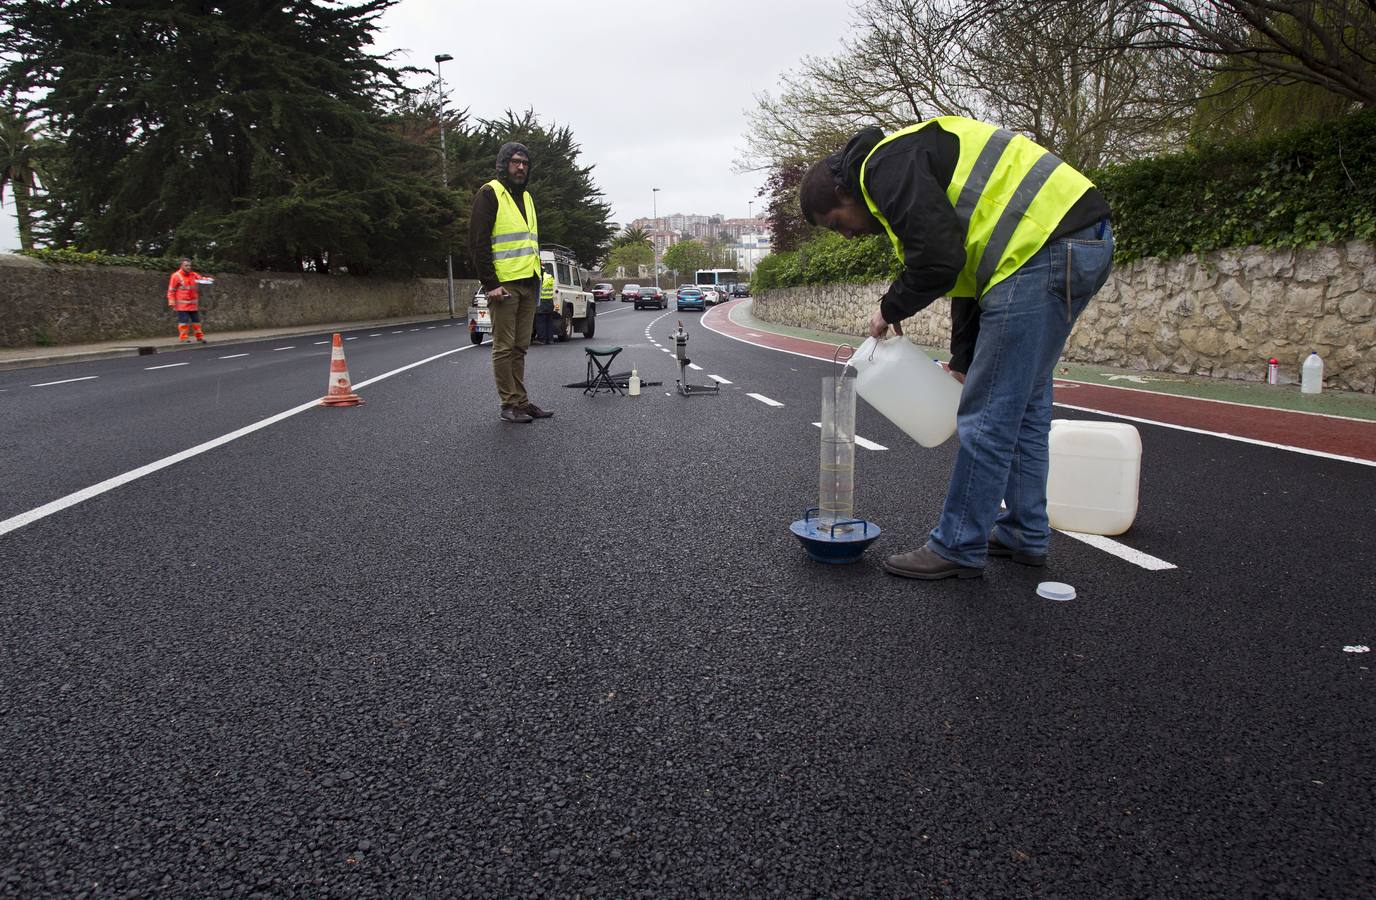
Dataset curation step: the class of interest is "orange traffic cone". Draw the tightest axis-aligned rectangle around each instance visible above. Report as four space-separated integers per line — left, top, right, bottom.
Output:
320 333 364 407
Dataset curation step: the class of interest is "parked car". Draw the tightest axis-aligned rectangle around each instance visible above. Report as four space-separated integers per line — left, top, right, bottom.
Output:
730 283 750 298
675 287 706 311
621 283 642 303
636 285 666 310
591 282 616 303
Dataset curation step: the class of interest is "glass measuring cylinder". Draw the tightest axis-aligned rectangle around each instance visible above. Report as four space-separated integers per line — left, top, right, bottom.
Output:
818 375 857 530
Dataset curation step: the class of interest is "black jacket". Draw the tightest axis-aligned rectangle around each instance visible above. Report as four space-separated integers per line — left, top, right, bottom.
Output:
839 123 1110 372
468 142 537 293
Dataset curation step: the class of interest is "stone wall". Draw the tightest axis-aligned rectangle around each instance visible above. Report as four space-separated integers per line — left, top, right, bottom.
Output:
751 241 1376 392
0 253 479 347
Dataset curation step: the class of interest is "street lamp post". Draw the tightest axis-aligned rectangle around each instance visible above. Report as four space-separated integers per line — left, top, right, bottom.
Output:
435 53 455 319
651 187 661 289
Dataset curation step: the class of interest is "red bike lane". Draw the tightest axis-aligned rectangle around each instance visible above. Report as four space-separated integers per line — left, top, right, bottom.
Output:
704 301 1376 465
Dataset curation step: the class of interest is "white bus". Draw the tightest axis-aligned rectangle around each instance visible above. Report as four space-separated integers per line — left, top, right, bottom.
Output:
693 268 739 291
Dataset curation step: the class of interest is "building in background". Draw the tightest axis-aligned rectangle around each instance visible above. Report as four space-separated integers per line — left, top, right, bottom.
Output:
731 232 772 274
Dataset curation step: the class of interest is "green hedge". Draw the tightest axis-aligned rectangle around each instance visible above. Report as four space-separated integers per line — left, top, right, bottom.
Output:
756 108 1376 289
751 231 897 291
1095 107 1376 262
17 248 245 274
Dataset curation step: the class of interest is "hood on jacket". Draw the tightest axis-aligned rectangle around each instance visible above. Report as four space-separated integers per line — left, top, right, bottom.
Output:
496 141 532 187
837 126 884 193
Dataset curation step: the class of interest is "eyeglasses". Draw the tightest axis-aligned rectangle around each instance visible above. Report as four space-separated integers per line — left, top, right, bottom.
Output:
510 158 529 168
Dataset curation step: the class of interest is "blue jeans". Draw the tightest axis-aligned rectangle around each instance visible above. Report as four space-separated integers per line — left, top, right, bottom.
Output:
928 222 1114 567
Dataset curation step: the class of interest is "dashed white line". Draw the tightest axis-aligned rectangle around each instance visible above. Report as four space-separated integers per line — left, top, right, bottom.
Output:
748 393 783 407
145 363 189 370
688 364 703 371
426 326 436 330
369 333 382 337
218 353 249 359
1 343 478 540
810 423 888 450
345 337 359 341
391 331 403 334
272 346 295 351
708 374 732 384
313 340 329 345
31 376 99 387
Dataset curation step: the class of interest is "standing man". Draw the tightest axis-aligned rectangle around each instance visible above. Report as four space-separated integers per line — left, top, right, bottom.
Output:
166 257 207 343
800 118 1113 580
535 270 556 344
467 142 554 423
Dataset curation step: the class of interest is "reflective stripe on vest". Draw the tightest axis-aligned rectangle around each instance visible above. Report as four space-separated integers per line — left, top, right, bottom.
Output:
859 116 1094 300
486 180 541 281
540 275 555 300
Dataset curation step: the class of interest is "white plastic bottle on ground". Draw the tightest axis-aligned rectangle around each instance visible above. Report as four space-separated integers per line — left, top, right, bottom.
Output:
848 336 963 447
629 369 641 397
1300 351 1324 395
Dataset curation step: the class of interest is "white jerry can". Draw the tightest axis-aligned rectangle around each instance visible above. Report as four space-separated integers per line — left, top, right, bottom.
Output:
1046 420 1142 535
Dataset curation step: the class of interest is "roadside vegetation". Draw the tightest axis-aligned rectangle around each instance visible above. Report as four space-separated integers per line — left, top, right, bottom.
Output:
745 0 1376 290
0 1 614 274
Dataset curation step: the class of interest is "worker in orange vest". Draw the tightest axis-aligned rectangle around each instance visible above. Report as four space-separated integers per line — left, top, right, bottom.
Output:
167 257 208 343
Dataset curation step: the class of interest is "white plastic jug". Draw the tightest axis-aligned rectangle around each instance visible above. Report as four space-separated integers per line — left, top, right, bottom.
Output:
849 336 963 447
1046 420 1141 535
1301 351 1324 394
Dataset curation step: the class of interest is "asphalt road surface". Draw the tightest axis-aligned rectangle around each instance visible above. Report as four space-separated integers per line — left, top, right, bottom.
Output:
2 303 1372 897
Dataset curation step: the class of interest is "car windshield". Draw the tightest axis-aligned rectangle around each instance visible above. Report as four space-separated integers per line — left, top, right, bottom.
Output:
680 289 701 296
625 284 640 290
594 283 612 290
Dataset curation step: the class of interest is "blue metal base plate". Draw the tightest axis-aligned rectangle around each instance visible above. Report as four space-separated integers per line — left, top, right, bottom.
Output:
789 518 882 565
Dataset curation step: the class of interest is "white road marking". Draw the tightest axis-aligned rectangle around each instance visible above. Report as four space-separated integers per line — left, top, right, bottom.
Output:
345 337 358 341
409 328 419 332
145 363 189 370
272 346 295 351
701 308 1376 469
31 376 99 387
0 343 477 540
810 423 888 450
708 375 732 384
688 364 703 371
1055 530 1177 571
313 340 329 345
1053 401 1376 469
427 326 436 329
748 393 783 407
218 353 250 359
442 324 454 328
369 333 382 337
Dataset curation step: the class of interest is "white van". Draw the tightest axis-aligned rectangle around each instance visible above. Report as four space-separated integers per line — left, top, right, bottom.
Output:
467 245 596 345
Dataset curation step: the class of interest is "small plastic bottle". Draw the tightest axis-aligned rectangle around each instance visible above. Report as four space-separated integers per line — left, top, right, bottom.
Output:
1300 351 1324 395
1266 358 1280 385
629 369 641 397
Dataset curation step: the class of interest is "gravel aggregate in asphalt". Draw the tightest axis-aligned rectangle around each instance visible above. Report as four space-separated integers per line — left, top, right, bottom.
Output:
2 310 1372 896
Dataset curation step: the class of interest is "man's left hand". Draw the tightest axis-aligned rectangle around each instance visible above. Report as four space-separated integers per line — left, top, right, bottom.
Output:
868 309 902 339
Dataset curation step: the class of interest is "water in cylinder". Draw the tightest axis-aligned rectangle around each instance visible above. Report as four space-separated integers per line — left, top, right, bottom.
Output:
818 375 857 532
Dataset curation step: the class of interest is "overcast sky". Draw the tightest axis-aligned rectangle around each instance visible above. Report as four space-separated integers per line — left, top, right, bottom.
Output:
0 0 857 251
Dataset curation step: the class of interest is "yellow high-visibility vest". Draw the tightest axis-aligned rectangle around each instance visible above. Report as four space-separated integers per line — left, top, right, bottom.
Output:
859 116 1094 300
540 273 555 300
487 179 541 282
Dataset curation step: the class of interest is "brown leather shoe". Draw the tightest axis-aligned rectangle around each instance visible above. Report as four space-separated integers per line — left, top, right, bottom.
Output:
500 405 533 423
520 402 553 419
883 545 982 580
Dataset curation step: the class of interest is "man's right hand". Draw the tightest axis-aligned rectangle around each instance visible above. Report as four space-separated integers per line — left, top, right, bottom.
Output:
485 287 509 302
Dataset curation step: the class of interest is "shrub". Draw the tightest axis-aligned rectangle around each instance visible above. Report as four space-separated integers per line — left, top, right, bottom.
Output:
1094 107 1376 262
17 248 245 274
